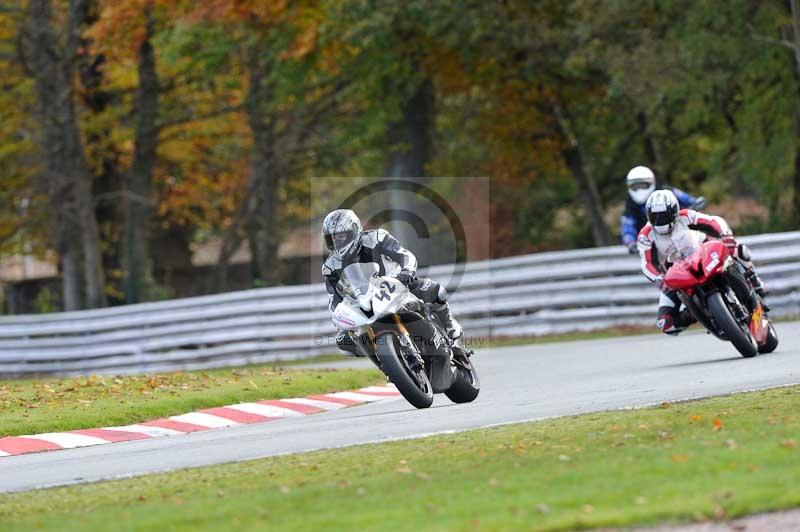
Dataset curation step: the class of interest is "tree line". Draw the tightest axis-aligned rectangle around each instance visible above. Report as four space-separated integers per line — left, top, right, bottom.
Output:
1 0 799 311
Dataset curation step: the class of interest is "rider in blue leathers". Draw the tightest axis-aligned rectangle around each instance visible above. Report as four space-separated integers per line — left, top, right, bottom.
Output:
621 166 704 254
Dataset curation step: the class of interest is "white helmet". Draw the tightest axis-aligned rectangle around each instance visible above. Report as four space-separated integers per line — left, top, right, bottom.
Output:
626 165 656 205
322 209 363 260
645 189 679 235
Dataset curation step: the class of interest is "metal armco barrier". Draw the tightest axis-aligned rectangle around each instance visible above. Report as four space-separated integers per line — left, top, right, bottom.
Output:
1 231 798 377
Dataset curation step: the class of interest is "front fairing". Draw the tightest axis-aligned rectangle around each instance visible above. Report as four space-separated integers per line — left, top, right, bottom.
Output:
332 301 372 330
331 275 416 330
368 276 413 316
664 240 730 294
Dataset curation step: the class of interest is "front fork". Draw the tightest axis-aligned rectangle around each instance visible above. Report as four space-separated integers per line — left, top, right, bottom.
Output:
392 314 425 371
686 283 751 340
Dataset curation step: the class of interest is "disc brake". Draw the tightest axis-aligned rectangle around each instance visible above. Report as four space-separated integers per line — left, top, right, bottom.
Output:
398 334 424 372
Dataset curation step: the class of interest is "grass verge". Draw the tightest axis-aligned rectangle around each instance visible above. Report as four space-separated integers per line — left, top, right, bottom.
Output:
2 386 799 531
0 365 382 437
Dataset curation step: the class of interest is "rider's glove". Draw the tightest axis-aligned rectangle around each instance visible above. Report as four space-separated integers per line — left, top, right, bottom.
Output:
627 242 639 255
691 196 708 210
397 269 415 285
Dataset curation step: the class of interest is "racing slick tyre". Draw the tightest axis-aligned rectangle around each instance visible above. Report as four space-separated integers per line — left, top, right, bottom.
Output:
758 322 779 354
444 356 480 404
707 291 758 358
376 334 433 409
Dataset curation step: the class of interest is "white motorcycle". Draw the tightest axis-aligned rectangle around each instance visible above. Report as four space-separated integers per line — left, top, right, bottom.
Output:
332 263 480 409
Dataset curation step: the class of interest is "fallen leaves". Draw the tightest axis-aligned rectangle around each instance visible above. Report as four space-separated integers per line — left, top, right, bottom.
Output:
779 439 797 449
712 419 724 431
671 453 688 463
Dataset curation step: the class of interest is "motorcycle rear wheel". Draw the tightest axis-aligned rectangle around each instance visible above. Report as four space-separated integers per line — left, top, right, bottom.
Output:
444 354 480 404
376 334 434 409
707 291 758 358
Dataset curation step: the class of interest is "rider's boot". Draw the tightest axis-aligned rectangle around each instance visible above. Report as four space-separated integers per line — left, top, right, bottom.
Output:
432 302 463 340
746 269 769 298
677 308 696 329
657 307 695 336
737 244 769 298
336 330 365 357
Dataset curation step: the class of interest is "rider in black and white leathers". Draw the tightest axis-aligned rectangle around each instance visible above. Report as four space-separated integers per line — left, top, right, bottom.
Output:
321 209 462 356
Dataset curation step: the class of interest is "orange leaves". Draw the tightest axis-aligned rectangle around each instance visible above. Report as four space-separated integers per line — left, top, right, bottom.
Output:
421 47 471 97
188 0 290 25
85 0 155 58
712 418 724 431
280 22 318 60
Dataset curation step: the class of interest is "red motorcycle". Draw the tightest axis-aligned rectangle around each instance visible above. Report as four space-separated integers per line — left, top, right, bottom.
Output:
663 240 778 357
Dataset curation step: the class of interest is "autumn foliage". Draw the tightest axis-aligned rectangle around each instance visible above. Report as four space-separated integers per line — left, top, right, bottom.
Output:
1 0 799 311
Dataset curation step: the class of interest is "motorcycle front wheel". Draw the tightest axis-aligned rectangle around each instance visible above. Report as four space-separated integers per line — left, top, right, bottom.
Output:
707 291 758 358
376 334 434 409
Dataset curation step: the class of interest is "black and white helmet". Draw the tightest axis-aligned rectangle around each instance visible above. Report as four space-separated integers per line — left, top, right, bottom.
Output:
322 209 363 260
645 189 679 235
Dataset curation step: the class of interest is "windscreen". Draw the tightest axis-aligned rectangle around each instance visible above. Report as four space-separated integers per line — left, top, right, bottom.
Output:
338 263 373 300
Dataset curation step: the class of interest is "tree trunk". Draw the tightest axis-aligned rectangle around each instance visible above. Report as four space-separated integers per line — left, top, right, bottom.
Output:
124 7 158 303
383 78 435 179
59 240 81 311
26 0 106 309
383 78 436 263
215 189 253 291
551 100 611 247
789 0 800 224
79 42 125 304
789 0 800 74
241 42 281 286
794 123 800 225
636 111 659 171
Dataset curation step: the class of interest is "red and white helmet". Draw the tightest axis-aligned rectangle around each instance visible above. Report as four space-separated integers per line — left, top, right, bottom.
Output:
626 165 656 205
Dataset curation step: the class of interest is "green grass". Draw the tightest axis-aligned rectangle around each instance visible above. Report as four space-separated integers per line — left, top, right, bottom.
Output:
0 364 382 437
2 386 799 531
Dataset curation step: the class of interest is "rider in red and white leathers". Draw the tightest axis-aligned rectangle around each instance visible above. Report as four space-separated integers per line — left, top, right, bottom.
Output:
637 190 767 335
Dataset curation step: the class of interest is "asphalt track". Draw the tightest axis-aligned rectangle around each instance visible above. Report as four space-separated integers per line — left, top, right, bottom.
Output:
2 322 799 493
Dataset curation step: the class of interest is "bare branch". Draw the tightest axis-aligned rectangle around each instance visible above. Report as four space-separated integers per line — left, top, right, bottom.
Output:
749 23 799 51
